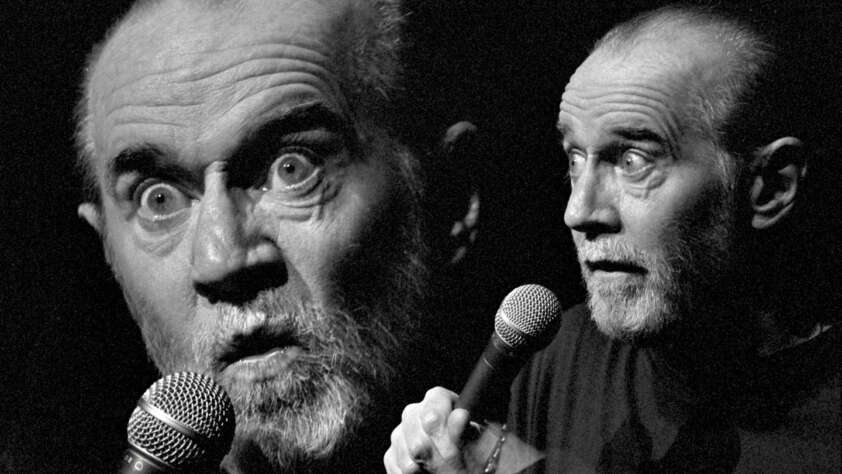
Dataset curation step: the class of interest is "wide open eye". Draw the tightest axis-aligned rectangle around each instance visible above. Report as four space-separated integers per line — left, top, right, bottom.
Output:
618 149 653 177
137 182 191 219
266 149 322 192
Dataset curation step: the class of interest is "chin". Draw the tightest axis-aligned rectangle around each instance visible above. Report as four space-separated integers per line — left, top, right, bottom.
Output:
586 273 680 344
222 374 368 473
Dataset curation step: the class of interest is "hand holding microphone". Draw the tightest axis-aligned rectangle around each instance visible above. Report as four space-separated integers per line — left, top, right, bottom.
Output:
384 285 561 474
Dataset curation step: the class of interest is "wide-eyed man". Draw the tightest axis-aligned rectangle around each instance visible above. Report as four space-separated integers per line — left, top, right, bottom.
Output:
75 0 485 471
385 5 829 473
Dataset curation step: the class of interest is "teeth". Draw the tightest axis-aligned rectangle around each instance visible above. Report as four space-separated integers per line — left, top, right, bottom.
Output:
257 348 286 361
242 348 287 363
223 310 268 330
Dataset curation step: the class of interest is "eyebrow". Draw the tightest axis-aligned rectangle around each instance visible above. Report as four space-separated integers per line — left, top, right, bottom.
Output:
227 103 354 186
105 103 352 194
231 103 353 162
106 144 196 198
612 127 665 146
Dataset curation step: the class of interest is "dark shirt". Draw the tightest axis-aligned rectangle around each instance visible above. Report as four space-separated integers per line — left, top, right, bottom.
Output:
507 304 740 473
735 323 841 473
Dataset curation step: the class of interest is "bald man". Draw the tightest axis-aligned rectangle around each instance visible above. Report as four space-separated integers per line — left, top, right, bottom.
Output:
386 5 822 473
75 0 484 471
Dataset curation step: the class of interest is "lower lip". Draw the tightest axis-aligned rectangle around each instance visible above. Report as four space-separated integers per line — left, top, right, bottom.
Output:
590 269 643 279
222 346 303 382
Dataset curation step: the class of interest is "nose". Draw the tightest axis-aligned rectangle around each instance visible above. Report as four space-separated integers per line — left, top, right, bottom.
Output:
564 161 620 237
190 162 286 302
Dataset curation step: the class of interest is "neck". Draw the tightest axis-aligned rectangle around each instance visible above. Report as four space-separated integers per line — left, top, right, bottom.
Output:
647 285 757 406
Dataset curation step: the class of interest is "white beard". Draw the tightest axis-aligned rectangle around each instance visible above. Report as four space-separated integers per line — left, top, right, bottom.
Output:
110 147 430 472
577 184 735 343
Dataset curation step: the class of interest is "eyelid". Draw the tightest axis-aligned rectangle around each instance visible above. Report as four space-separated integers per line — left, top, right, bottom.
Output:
130 176 195 204
264 146 325 194
129 179 193 235
566 149 587 180
617 149 655 178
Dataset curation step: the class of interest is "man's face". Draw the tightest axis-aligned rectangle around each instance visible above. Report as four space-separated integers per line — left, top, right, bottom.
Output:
84 0 427 469
559 38 736 341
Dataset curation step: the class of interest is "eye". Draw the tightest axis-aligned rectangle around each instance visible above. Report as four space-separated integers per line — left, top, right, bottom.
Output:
567 151 586 180
618 149 652 176
137 182 191 219
267 149 321 191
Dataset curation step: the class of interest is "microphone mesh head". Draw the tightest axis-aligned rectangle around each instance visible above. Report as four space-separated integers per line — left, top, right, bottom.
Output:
494 284 561 350
127 372 235 469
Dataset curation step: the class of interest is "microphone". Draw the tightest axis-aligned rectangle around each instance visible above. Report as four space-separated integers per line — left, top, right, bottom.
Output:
455 284 561 421
120 372 235 473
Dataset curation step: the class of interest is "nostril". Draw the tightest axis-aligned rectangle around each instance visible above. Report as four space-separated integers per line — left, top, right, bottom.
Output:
194 262 288 304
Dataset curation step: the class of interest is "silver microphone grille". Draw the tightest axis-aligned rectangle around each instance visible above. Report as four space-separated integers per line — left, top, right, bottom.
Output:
494 284 561 350
127 372 235 470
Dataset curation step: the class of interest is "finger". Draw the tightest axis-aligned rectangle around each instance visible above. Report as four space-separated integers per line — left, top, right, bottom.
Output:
446 408 471 443
416 388 469 471
402 402 423 422
419 387 459 438
400 403 435 463
383 446 399 474
391 417 432 472
384 445 422 474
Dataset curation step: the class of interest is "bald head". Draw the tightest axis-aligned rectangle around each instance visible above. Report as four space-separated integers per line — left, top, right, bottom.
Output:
76 0 404 203
590 5 775 168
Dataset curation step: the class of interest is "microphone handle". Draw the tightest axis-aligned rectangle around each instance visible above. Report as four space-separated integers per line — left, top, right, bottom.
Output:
455 334 528 422
119 445 171 473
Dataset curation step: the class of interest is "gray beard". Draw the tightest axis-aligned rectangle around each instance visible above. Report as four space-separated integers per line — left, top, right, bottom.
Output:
579 183 736 343
110 149 430 472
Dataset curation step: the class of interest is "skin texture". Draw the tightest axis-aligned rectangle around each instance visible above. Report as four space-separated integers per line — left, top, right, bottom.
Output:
560 36 735 342
384 388 472 474
79 0 437 471
384 27 747 474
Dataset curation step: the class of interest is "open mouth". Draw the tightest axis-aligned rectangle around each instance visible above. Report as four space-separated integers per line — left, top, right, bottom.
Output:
219 326 302 367
586 260 646 274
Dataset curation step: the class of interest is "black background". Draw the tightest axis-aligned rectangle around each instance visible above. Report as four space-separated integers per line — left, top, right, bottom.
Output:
1 1 839 472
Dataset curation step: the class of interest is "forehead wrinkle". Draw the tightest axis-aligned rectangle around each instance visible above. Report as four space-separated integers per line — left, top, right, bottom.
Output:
164 41 333 86
96 49 347 161
560 84 682 147
93 0 349 107
104 58 335 118
193 80 339 147
101 38 335 105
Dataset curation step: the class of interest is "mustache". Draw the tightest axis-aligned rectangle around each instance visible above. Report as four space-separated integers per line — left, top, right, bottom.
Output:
205 288 403 373
576 239 652 267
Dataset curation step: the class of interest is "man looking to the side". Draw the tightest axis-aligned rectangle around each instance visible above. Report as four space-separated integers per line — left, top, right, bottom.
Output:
75 0 484 472
385 5 823 473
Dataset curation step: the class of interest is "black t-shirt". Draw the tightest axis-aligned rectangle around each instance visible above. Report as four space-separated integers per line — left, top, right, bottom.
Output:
507 304 740 473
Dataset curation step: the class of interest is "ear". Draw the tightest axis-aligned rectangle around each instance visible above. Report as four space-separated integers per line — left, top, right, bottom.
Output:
438 121 481 266
749 137 808 230
78 202 104 234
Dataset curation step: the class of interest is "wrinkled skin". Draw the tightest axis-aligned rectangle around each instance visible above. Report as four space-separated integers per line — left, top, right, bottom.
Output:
79 0 433 471
385 29 742 474
560 36 736 342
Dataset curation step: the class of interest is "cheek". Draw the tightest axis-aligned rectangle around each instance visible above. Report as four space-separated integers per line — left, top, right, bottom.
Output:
108 228 194 327
622 181 721 251
276 167 395 298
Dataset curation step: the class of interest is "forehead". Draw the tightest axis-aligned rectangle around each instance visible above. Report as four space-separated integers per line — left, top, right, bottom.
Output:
558 36 727 145
92 0 354 91
88 0 360 165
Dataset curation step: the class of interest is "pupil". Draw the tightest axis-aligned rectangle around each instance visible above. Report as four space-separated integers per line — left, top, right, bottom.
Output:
283 162 296 174
154 192 167 204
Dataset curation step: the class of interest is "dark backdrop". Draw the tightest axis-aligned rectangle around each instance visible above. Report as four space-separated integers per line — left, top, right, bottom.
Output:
2 1 839 472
